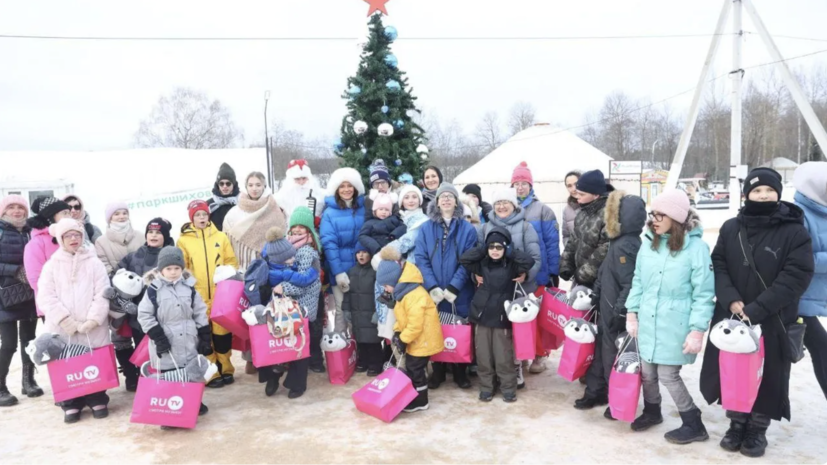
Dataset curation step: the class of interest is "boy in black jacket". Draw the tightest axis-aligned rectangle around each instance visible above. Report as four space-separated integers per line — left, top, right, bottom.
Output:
342 245 383 376
460 227 534 403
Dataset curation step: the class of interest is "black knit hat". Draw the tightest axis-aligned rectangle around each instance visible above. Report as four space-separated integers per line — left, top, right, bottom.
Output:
32 197 71 225
576 170 614 196
213 163 240 197
485 227 511 248
743 167 783 198
462 184 483 202
146 217 174 247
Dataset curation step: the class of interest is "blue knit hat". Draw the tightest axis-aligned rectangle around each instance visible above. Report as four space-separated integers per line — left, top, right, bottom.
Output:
375 247 403 287
262 226 296 264
576 170 613 196
370 160 391 186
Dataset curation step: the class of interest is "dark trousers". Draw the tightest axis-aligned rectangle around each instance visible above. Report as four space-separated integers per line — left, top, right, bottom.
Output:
114 328 145 386
405 354 430 408
60 391 109 411
802 316 827 400
431 362 470 384
585 316 618 399
309 317 324 369
475 326 517 394
358 342 384 372
259 357 310 394
0 318 38 381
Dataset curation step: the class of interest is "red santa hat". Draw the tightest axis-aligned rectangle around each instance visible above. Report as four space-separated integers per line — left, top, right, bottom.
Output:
286 159 312 180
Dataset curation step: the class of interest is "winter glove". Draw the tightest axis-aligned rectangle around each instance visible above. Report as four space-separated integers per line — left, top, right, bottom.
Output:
443 288 458 304
197 325 214 356
429 288 445 305
610 314 627 334
146 325 171 357
626 313 639 339
59 316 79 335
559 270 573 282
77 320 99 334
103 287 118 301
682 330 705 355
371 253 383 271
392 331 407 354
590 294 600 308
335 273 350 293
122 301 139 316
549 274 559 288
14 265 27 284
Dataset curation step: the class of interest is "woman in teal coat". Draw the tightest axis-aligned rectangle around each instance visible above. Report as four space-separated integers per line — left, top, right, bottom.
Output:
624 189 714 445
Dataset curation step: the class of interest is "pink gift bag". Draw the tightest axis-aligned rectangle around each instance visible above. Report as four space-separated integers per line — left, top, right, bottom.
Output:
48 344 120 403
609 369 642 422
431 324 473 364
130 376 205 429
326 340 358 385
540 328 563 351
232 335 251 352
248 318 310 368
720 338 765 413
557 338 595 382
116 323 133 338
210 280 250 340
540 288 587 340
512 318 537 361
129 337 150 368
352 367 418 423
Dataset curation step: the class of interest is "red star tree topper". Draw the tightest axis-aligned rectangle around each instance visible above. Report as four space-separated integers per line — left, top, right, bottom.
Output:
363 0 390 17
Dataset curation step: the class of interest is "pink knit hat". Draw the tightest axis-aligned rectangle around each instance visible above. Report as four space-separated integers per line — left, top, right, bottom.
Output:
48 218 85 248
105 201 129 223
0 195 29 217
651 189 691 223
511 162 534 185
372 193 394 213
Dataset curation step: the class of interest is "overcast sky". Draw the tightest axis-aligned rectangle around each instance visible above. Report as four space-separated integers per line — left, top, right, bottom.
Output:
1 0 826 152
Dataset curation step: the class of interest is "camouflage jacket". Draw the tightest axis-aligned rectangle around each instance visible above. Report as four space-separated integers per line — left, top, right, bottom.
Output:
560 196 610 288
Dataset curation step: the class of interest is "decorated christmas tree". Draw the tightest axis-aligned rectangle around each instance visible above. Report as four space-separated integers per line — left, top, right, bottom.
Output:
334 9 429 186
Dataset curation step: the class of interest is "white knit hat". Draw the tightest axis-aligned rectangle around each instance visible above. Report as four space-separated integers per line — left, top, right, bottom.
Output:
327 168 365 197
397 184 423 208
490 187 519 208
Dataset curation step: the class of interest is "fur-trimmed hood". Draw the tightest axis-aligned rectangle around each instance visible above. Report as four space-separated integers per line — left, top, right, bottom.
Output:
427 199 465 222
605 190 647 239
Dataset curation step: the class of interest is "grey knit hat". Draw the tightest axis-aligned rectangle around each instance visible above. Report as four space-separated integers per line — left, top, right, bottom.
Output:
435 183 460 202
262 226 296 264
158 246 185 271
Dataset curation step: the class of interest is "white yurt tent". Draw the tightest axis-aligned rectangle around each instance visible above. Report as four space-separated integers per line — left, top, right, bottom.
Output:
453 124 616 212
760 157 799 184
0 148 268 239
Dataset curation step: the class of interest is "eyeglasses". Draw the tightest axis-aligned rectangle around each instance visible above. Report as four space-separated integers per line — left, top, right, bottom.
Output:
218 181 233 187
63 232 83 240
69 205 82 211
648 212 665 222
488 244 505 251
494 201 512 207
438 194 455 201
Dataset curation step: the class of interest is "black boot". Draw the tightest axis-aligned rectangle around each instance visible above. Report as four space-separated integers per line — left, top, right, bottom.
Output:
664 408 709 444
573 392 608 410
265 373 279 397
631 402 663 431
21 359 44 398
115 349 138 393
453 365 471 389
428 363 445 389
720 420 747 452
740 424 769 458
403 388 429 413
0 383 17 407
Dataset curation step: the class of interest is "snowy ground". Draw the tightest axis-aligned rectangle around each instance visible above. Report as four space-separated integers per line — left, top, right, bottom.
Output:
1 332 825 464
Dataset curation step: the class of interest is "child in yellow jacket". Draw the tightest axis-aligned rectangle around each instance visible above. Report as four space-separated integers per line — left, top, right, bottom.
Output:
376 246 443 413
178 200 238 387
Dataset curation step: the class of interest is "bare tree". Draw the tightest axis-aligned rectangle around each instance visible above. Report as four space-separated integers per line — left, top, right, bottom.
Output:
508 101 537 136
134 87 242 149
474 111 504 153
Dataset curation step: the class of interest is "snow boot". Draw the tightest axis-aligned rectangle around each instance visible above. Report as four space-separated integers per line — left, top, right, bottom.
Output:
631 402 663 431
453 365 471 389
664 408 709 444
604 407 617 421
719 420 747 452
529 356 547 374
114 349 138 393
265 376 279 397
740 425 769 458
573 392 608 410
21 359 44 398
403 388 429 413
428 363 445 389
0 383 17 407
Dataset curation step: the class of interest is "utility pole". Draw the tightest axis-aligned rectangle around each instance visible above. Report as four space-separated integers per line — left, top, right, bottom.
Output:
729 0 743 213
264 91 272 190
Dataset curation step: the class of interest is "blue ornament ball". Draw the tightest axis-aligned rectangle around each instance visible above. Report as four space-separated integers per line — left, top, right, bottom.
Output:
381 105 389 114
395 159 402 167
394 119 404 129
361 147 368 155
332 138 344 152
386 80 401 92
384 26 398 41
348 85 361 97
384 54 398 68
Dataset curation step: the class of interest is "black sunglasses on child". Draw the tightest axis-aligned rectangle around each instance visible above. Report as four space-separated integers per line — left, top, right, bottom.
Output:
488 244 505 251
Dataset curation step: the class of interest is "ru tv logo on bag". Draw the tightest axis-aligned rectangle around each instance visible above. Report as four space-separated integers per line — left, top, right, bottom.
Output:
67 365 100 383
150 396 185 411
444 337 457 351
370 378 390 391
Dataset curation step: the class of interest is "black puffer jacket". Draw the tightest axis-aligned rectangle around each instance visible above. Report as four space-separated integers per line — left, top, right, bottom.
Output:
560 194 612 287
460 228 535 329
700 202 814 421
358 215 407 255
0 220 36 323
343 261 380 344
593 191 646 327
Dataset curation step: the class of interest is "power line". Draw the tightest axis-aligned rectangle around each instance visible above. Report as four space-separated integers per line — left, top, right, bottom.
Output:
0 33 734 42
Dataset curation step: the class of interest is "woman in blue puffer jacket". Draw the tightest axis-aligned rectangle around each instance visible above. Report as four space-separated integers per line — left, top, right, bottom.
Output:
415 183 477 389
794 162 827 400
320 168 366 331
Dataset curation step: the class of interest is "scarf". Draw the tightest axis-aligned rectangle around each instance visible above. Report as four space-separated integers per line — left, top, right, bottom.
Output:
288 233 310 250
109 220 131 234
1 215 26 230
210 194 238 213
423 188 437 206
743 200 779 217
226 191 286 270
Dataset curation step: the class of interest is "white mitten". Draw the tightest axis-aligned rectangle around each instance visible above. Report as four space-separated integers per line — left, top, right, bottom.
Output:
429 288 445 305
336 273 350 293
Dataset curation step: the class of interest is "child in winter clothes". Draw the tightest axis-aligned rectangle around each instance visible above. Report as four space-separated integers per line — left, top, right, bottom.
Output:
177 200 238 388
23 196 72 316
359 193 406 256
38 218 111 423
376 246 443 413
245 225 319 399
460 227 534 403
342 245 383 375
138 246 212 422
625 189 714 444
95 202 144 275
387 185 429 265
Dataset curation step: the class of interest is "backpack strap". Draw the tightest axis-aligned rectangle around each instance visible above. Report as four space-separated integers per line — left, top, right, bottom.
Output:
147 285 159 313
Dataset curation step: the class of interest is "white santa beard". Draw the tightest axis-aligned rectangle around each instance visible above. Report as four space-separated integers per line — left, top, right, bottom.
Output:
277 179 322 217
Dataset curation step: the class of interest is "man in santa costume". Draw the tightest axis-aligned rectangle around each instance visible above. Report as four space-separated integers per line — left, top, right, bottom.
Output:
276 159 325 221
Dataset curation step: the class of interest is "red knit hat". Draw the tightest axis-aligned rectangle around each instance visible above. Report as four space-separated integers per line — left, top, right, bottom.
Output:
187 200 210 223
511 162 534 185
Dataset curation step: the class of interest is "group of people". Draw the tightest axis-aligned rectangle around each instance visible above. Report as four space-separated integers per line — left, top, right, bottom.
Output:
0 156 824 458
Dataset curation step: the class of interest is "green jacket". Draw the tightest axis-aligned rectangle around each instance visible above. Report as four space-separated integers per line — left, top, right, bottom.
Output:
625 212 715 365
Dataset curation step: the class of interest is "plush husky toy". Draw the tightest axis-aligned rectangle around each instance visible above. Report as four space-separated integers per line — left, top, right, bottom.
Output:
568 285 594 311
564 318 598 344
214 265 241 283
505 293 541 323
140 355 218 383
25 333 91 365
321 332 348 352
710 319 762 354
242 305 269 326
105 268 144 322
614 332 641 374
